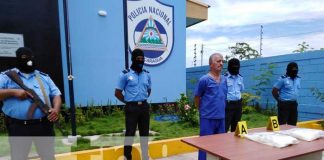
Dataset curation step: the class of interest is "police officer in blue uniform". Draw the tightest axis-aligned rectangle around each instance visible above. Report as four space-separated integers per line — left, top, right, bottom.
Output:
0 47 62 160
115 49 151 160
225 58 244 132
272 62 301 126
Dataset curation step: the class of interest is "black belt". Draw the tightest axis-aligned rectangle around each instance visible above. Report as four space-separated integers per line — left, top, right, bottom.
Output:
126 100 147 106
5 116 48 125
227 99 242 104
279 100 297 103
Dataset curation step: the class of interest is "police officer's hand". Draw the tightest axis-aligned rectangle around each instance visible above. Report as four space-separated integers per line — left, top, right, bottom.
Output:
13 89 33 100
48 108 59 122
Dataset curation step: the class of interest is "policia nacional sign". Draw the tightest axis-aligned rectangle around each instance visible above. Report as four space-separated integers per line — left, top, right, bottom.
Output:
127 0 174 66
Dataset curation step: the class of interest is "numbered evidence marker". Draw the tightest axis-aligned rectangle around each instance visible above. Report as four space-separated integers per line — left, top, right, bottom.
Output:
234 121 248 137
266 116 280 131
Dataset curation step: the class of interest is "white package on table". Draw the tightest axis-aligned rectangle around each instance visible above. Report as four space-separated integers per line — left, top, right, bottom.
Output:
244 132 299 148
276 128 324 141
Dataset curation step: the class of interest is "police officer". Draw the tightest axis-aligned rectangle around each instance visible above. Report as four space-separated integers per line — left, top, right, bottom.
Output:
224 58 244 132
0 47 62 160
115 48 151 160
272 62 301 126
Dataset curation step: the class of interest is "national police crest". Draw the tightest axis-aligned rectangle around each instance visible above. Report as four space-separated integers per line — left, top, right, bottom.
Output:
127 0 174 66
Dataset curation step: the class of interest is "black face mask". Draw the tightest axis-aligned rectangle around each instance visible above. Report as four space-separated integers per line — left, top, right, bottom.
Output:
287 68 298 79
17 55 35 73
131 59 144 73
286 62 298 79
130 49 145 73
228 58 240 75
228 65 240 75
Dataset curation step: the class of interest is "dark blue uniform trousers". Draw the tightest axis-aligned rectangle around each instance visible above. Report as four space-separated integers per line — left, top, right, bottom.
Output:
277 100 298 125
124 103 150 160
199 118 225 160
5 116 55 160
225 100 242 132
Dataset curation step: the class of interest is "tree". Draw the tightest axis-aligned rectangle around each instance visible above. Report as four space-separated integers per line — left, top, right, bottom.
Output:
293 41 314 53
252 63 276 97
224 55 232 62
251 63 276 112
228 42 261 60
310 88 324 102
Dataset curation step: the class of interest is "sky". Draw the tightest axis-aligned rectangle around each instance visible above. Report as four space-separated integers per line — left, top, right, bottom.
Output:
186 0 324 67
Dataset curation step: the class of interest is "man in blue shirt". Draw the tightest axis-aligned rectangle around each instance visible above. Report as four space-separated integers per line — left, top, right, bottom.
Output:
225 58 244 132
0 47 62 160
194 53 227 160
115 49 151 160
272 62 301 125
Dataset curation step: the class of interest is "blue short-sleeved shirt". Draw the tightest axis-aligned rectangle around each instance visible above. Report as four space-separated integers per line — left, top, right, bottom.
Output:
273 75 301 101
0 68 62 120
195 74 227 119
225 72 244 101
116 69 151 102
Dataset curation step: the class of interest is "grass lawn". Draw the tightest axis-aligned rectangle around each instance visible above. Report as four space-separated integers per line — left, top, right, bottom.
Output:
65 111 269 151
58 111 269 140
241 112 270 129
0 111 270 154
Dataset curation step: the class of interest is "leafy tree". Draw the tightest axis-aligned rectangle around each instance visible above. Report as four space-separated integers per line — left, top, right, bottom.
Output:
293 41 314 53
252 63 276 96
251 63 277 112
228 42 261 60
224 55 231 62
310 88 324 102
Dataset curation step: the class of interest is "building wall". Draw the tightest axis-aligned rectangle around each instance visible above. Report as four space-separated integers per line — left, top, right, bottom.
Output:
58 0 186 106
0 0 64 99
187 51 324 121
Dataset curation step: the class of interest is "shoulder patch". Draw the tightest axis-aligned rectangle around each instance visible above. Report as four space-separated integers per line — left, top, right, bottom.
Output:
281 75 287 78
122 69 130 74
143 69 149 73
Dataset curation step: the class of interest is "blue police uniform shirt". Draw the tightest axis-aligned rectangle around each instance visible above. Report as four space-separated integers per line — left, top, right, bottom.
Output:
273 75 301 101
0 68 62 120
117 68 151 102
195 74 227 119
225 72 244 101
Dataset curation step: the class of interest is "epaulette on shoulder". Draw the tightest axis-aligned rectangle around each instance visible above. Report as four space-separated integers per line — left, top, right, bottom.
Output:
281 75 288 78
1 69 12 74
39 71 49 76
143 69 149 73
224 73 228 76
238 73 243 77
122 69 130 74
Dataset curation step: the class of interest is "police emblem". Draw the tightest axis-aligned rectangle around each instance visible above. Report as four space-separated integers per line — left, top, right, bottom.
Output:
127 0 174 66
128 76 134 81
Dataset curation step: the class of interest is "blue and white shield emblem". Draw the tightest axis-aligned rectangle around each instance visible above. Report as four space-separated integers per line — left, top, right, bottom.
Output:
127 0 174 66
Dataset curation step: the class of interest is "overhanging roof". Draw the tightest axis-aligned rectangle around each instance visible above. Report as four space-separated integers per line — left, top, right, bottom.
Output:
186 0 210 27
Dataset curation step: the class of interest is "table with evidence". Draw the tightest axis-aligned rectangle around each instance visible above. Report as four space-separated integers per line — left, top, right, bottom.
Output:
181 125 324 160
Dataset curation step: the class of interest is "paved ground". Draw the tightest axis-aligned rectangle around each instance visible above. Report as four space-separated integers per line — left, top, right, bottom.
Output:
156 152 198 160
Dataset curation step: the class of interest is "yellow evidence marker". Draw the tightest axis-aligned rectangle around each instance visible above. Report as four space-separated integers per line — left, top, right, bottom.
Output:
266 116 280 131
235 121 248 137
